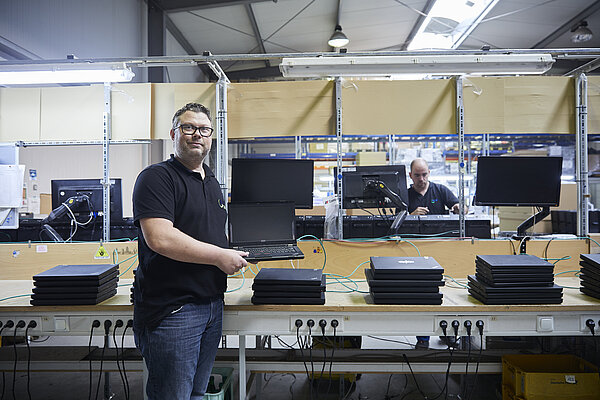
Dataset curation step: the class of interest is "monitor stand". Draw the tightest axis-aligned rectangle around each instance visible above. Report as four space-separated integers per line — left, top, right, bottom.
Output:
390 209 408 235
513 206 550 254
364 179 408 235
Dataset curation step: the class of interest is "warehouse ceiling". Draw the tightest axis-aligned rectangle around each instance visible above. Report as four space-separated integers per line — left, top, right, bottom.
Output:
151 0 600 80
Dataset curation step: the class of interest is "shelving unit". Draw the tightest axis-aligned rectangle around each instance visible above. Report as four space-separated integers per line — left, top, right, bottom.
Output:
230 133 579 217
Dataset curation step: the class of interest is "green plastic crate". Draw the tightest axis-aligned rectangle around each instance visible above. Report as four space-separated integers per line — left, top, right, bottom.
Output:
205 367 233 400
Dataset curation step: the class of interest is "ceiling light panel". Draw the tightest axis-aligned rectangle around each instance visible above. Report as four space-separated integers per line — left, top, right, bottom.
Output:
0 63 135 85
408 0 499 50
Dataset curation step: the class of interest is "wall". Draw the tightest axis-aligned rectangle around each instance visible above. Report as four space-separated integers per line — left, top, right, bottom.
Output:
0 0 146 80
18 143 147 218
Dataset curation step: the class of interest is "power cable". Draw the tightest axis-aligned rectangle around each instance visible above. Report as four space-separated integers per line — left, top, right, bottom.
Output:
88 320 100 400
94 321 111 400
112 320 127 400
12 321 25 400
25 321 36 400
295 322 312 400
122 320 133 400
0 322 10 400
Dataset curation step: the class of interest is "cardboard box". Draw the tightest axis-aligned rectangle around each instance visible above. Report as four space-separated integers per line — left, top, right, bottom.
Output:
296 206 326 216
40 193 52 215
309 142 328 153
497 182 577 233
356 151 386 166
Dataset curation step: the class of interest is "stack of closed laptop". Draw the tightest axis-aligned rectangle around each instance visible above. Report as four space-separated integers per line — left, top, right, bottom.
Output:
468 254 562 305
251 268 325 305
31 264 119 306
579 254 600 299
365 256 444 305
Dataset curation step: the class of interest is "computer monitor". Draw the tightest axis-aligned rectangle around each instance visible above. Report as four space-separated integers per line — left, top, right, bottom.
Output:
231 158 314 209
474 156 562 207
474 156 562 239
336 165 409 209
50 178 123 222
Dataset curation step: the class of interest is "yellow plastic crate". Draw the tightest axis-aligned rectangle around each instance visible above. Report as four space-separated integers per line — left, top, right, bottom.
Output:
502 354 600 400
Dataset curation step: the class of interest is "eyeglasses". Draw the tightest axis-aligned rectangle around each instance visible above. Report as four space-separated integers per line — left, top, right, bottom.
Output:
176 124 214 137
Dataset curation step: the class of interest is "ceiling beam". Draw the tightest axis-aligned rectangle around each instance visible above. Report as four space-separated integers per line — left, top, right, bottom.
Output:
244 3 269 67
245 3 266 54
533 0 600 48
401 0 436 51
563 57 600 76
165 15 215 80
0 35 41 60
154 0 274 13
148 0 166 82
165 17 197 55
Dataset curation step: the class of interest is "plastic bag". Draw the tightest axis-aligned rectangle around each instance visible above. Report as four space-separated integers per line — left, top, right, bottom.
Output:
324 194 340 239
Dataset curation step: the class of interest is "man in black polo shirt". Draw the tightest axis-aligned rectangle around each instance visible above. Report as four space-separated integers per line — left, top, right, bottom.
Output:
408 158 462 215
132 103 248 399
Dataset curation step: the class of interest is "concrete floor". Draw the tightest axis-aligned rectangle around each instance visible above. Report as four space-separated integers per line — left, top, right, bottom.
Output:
7 368 502 399
2 335 503 400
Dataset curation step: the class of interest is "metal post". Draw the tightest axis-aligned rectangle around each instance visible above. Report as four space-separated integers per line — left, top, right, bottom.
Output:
576 73 589 237
335 77 344 239
211 61 230 208
239 335 246 400
456 76 465 237
482 133 490 156
102 83 112 242
295 136 302 159
389 134 396 164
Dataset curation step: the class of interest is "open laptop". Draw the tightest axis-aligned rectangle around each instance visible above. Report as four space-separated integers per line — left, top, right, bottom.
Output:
228 202 305 263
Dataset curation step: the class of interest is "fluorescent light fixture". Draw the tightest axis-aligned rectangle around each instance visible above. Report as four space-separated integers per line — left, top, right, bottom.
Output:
0 62 135 85
280 54 554 78
408 0 499 50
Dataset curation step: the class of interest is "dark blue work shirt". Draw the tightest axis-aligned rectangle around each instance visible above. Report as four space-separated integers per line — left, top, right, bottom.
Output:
408 181 459 215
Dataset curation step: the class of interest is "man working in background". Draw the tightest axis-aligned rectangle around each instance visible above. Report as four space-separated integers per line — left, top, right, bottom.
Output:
408 158 466 349
133 103 248 399
408 158 463 216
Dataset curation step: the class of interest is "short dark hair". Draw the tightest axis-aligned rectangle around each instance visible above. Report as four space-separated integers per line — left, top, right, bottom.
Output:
172 103 211 128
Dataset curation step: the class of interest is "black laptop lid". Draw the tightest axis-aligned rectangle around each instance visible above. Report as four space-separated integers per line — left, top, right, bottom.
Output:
476 254 552 268
229 202 296 247
370 256 444 274
253 268 323 285
580 254 600 266
33 264 118 281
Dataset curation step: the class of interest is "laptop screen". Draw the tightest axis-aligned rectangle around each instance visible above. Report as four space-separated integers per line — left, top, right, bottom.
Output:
228 202 296 246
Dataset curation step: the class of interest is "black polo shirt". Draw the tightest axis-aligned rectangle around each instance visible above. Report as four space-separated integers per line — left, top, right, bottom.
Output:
408 181 459 215
132 155 228 329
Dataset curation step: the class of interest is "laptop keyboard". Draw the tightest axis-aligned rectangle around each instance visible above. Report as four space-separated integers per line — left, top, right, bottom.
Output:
237 245 297 258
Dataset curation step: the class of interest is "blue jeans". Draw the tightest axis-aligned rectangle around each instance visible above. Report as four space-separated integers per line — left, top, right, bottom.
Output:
134 299 223 400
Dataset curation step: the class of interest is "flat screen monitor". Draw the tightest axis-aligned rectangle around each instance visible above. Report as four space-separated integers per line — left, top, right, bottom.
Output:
336 165 409 209
231 158 314 209
474 156 562 206
51 178 123 222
